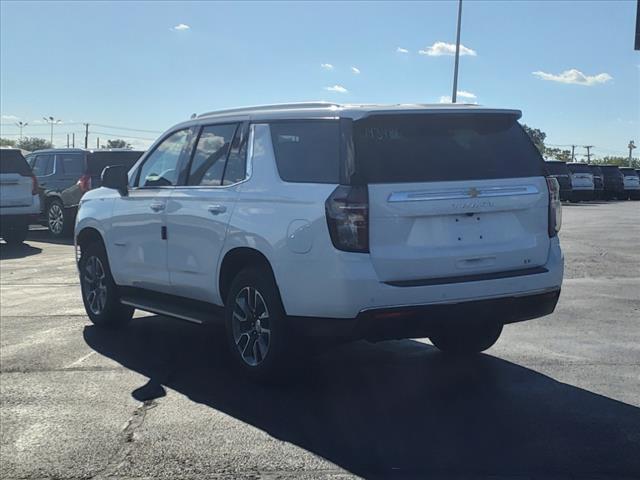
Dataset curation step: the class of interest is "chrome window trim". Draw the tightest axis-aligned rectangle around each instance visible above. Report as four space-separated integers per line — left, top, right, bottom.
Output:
387 184 540 203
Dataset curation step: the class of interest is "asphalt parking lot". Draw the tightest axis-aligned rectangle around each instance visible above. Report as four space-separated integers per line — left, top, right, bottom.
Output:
1 201 639 480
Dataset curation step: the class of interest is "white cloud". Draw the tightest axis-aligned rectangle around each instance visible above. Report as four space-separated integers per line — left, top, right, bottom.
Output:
419 41 477 56
2 115 20 121
396 47 409 54
438 92 478 104
351 66 360 74
325 85 348 93
438 96 452 103
320 63 334 70
532 68 612 86
456 90 476 99
171 23 190 31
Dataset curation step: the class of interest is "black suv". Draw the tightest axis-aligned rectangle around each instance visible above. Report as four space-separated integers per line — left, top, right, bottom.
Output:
544 161 572 201
599 165 625 200
26 148 144 236
619 167 640 200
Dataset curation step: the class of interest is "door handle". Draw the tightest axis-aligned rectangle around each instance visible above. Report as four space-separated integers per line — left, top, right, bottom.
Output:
150 201 165 212
208 204 227 215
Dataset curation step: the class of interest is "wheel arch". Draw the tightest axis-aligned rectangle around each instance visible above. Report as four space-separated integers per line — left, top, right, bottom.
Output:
76 226 106 256
218 247 279 307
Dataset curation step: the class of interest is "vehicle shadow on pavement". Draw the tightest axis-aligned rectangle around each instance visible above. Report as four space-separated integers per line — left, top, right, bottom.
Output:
84 316 640 479
0 242 42 260
26 228 74 246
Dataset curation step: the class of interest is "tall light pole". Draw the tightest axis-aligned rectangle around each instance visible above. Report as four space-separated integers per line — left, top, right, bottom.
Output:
15 121 28 140
629 140 636 167
451 0 463 103
43 116 61 146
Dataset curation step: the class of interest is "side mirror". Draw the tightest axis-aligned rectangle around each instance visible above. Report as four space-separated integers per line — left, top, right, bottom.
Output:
101 165 129 196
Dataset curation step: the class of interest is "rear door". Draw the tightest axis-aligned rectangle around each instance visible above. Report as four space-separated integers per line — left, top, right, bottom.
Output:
166 122 247 303
0 150 34 209
354 113 550 283
567 164 594 190
56 152 87 206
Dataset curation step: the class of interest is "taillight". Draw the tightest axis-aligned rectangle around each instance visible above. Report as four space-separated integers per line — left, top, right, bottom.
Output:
546 177 562 237
325 185 369 253
77 174 92 193
30 175 38 196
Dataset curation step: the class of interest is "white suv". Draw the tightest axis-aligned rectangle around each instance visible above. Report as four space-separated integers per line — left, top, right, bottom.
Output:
1 148 40 245
75 103 564 380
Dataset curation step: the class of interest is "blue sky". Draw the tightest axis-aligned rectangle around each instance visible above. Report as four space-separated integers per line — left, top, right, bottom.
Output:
1 0 638 158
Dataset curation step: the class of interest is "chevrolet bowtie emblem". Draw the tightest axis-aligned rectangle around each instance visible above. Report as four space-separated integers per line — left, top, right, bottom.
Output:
468 187 480 198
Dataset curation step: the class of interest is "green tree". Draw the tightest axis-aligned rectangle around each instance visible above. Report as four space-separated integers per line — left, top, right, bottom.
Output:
545 147 572 162
16 137 52 152
522 124 546 155
593 155 639 169
104 139 131 149
0 138 16 147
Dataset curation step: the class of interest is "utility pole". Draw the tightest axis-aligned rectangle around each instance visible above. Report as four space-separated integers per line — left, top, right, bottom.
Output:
629 140 637 167
43 116 61 146
584 145 594 163
571 145 577 162
84 123 89 149
72 133 75 148
67 134 69 147
97 137 100 149
15 121 28 140
451 0 463 103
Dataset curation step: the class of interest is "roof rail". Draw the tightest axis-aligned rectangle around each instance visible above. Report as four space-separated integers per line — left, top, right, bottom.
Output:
197 102 341 118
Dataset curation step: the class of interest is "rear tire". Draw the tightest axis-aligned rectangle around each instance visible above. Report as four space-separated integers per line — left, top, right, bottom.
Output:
47 199 71 237
224 266 296 383
79 241 133 328
2 220 28 246
430 321 503 355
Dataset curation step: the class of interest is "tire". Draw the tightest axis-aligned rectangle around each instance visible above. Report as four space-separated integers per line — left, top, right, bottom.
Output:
47 199 71 237
430 320 503 355
79 241 133 328
2 220 28 246
224 266 295 382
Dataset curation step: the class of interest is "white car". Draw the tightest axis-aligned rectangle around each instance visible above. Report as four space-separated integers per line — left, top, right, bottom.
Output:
75 103 564 380
0 148 40 245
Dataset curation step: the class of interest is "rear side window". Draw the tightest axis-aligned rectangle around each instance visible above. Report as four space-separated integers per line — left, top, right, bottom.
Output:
620 168 639 177
270 121 340 183
0 149 31 175
87 151 144 175
353 114 545 183
32 154 54 176
567 163 591 174
545 162 570 175
187 124 237 186
57 153 85 175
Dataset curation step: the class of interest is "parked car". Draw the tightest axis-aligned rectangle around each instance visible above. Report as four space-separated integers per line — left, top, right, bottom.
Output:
544 160 573 201
26 148 144 237
600 165 626 200
619 167 640 200
75 103 564 381
0 148 40 245
588 164 604 200
566 163 595 201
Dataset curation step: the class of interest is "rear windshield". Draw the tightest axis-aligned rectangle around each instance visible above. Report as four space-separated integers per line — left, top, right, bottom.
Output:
353 114 545 183
87 151 145 175
600 166 622 177
545 162 570 175
589 165 602 175
0 149 31 175
620 168 639 177
567 163 592 174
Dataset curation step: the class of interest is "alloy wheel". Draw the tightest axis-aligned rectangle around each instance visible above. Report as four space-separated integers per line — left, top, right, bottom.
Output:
48 203 64 235
82 255 108 315
232 286 271 366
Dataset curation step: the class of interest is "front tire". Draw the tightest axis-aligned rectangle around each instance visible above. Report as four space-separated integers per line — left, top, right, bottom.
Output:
2 220 28 246
47 200 71 237
225 266 295 382
79 241 133 328
430 321 503 355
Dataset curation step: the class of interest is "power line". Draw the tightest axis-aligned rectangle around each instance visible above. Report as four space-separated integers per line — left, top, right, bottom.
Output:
91 123 162 134
90 131 156 141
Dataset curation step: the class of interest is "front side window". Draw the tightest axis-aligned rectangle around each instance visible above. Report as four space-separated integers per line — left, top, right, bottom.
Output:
270 121 340 183
32 154 54 176
57 153 84 175
138 129 190 187
187 124 237 186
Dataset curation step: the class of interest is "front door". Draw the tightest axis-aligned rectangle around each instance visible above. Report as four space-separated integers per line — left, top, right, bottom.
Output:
107 128 191 292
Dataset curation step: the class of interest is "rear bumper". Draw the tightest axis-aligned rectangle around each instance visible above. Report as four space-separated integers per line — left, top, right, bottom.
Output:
570 189 594 201
289 288 561 340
